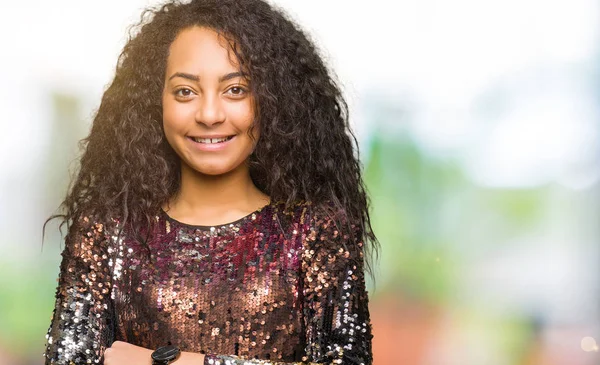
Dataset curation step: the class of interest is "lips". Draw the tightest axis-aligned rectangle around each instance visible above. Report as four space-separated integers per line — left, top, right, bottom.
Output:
186 135 236 151
189 136 234 144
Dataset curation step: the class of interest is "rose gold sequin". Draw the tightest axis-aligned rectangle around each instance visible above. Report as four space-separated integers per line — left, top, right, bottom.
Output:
43 201 373 365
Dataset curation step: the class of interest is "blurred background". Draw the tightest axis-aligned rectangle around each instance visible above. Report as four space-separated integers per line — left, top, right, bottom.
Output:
1 0 599 364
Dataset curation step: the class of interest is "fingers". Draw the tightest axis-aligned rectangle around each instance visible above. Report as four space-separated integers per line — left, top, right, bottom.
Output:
104 341 124 364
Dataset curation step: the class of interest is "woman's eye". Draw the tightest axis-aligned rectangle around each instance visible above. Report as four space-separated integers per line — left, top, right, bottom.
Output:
174 88 194 98
226 86 247 97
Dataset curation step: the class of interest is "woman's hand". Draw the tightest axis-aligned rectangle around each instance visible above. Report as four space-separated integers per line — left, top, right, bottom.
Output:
104 341 206 365
104 341 153 365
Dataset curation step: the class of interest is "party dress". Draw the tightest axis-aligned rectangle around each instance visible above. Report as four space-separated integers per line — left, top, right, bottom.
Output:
43 200 373 365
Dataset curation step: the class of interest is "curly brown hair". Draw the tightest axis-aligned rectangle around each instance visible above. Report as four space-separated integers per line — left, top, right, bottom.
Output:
44 0 379 279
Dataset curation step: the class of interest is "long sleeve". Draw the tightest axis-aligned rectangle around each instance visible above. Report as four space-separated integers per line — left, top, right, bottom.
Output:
204 212 374 365
43 214 117 365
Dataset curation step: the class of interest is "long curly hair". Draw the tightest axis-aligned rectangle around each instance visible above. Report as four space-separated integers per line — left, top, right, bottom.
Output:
44 0 379 279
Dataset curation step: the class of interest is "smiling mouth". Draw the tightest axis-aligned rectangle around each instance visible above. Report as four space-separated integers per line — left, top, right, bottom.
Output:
189 136 235 144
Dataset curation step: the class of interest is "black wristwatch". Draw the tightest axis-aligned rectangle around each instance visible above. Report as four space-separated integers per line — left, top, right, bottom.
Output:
151 345 181 365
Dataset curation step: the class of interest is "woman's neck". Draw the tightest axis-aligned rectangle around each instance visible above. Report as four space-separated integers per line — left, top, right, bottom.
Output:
163 161 270 225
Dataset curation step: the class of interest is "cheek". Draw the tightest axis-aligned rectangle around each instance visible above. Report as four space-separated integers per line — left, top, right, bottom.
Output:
162 97 189 132
228 99 256 133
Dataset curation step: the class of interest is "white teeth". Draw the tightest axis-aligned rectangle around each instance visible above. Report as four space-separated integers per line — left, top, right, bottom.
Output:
191 136 232 144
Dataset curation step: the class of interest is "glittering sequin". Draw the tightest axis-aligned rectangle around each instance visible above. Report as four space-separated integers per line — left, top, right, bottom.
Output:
43 201 373 365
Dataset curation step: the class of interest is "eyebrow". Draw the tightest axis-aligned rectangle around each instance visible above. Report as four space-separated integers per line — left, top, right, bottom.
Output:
168 71 247 83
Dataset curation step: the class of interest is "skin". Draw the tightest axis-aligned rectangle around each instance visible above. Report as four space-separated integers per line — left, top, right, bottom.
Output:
103 26 270 365
162 26 270 225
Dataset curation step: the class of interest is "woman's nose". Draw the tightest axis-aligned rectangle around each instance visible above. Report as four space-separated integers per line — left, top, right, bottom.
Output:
195 94 226 126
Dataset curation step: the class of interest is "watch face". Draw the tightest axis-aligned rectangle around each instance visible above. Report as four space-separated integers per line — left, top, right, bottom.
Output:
152 345 180 362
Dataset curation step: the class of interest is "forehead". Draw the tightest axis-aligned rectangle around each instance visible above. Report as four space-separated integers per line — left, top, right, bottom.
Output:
166 26 239 74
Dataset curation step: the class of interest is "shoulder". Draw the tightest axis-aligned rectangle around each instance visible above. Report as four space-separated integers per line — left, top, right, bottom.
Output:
306 200 361 237
63 212 122 258
299 200 365 261
300 201 367 282
268 199 346 225
267 199 313 228
270 199 313 216
268 199 362 246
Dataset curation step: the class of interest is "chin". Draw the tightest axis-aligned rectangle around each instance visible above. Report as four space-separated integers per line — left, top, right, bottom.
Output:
185 160 236 176
192 165 231 176
180 153 250 177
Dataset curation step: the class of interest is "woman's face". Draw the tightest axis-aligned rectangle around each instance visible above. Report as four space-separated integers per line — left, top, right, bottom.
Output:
162 26 257 176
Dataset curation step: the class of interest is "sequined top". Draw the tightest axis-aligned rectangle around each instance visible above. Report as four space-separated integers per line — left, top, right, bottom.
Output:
44 200 373 365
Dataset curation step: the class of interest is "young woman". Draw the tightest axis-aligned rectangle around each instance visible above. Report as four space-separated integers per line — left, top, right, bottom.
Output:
43 0 378 364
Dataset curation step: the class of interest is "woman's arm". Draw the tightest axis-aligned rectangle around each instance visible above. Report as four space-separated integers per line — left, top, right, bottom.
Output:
103 341 206 365
44 214 116 365
203 212 374 365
